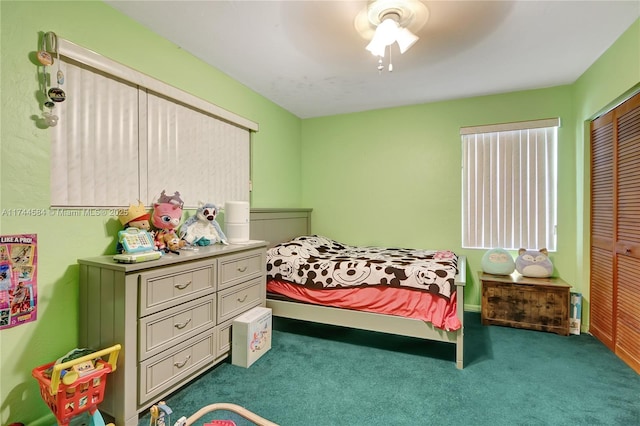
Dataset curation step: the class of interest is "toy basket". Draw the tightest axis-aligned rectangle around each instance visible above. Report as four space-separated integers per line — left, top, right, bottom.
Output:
32 345 121 426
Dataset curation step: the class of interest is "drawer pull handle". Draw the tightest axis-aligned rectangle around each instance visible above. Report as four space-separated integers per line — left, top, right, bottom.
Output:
175 281 192 290
237 294 248 303
238 266 247 272
175 318 192 330
174 355 191 369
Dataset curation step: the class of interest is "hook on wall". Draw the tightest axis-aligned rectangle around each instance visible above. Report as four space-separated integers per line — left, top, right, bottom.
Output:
36 31 66 127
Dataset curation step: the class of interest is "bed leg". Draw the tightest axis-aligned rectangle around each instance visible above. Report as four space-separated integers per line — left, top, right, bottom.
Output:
456 325 464 369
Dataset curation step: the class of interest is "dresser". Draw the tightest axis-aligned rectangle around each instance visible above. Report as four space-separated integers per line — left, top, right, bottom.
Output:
480 272 571 336
78 241 267 426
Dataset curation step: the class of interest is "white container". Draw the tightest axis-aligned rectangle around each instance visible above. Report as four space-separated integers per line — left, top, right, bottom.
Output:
225 201 250 243
232 307 272 368
225 201 250 224
226 223 250 244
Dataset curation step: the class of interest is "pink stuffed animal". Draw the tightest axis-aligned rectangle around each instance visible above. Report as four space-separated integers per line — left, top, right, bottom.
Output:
151 190 184 253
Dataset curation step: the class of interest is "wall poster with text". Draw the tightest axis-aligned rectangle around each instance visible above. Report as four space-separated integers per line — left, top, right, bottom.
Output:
0 234 38 329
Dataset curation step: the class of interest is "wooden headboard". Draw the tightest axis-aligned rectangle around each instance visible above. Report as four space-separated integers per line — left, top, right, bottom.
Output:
249 208 312 247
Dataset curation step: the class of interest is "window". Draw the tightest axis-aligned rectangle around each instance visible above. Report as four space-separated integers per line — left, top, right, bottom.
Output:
50 38 257 208
460 118 559 251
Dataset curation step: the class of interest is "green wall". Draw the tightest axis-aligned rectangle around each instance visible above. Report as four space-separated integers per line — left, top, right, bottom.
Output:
572 19 640 333
300 86 576 310
0 1 301 424
1 0 638 423
300 17 639 325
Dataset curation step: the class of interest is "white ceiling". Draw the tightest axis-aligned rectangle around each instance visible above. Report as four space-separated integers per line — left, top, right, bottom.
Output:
105 0 640 119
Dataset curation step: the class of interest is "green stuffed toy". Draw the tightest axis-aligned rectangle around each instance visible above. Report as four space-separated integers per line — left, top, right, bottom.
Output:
481 248 515 275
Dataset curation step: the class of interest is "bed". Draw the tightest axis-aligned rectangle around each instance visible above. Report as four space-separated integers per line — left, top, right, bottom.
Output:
249 208 466 369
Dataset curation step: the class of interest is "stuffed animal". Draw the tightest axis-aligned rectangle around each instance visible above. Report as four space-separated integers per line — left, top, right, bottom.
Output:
180 202 228 246
481 248 515 275
515 248 553 278
116 201 152 253
151 190 184 252
163 232 186 253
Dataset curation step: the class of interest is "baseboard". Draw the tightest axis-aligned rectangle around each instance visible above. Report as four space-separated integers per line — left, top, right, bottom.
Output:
464 304 481 313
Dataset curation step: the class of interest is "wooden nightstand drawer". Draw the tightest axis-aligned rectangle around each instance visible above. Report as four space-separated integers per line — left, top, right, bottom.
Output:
218 249 265 290
139 294 216 361
217 277 264 323
139 259 216 316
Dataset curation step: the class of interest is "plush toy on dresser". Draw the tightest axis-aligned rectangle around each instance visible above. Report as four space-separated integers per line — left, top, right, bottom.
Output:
515 248 554 278
180 202 228 246
151 190 185 254
116 201 152 253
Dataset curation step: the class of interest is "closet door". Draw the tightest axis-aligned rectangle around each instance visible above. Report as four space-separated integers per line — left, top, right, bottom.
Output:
590 91 640 373
590 111 615 350
614 95 640 370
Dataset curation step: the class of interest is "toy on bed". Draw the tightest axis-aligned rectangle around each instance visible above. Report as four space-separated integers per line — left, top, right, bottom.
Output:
180 202 228 246
515 248 553 278
116 201 152 253
152 190 185 254
481 247 515 275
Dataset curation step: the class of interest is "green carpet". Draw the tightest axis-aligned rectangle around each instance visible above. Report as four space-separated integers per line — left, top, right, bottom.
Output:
137 312 639 426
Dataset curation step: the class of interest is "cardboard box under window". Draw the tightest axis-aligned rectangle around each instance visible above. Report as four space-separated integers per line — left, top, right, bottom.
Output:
570 292 582 335
232 307 272 368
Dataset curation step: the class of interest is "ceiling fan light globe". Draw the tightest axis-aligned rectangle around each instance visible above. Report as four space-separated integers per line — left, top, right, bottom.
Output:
396 27 419 54
366 39 387 57
374 17 401 45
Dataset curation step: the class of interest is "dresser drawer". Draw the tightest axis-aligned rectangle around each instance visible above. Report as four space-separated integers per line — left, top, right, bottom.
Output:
218 249 265 290
216 319 233 357
139 328 219 405
217 277 264 323
139 294 216 361
139 259 216 316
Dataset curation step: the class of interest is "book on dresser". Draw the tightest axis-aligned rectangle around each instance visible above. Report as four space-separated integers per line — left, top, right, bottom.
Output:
78 241 267 426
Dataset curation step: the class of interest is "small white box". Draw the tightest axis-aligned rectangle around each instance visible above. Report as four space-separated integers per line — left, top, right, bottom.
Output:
570 292 582 335
232 307 272 368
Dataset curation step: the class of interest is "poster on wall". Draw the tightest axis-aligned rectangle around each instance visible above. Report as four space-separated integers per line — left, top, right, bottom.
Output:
0 234 38 330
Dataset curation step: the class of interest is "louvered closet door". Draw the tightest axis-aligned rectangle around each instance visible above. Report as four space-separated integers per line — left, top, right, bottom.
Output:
614 95 640 370
590 112 615 350
590 91 640 374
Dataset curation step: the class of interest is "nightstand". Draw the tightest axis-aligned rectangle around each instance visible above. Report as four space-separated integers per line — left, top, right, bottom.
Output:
480 272 570 336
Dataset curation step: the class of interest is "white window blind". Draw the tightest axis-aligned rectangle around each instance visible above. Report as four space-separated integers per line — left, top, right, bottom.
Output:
51 59 140 206
461 118 559 251
146 92 250 208
50 38 257 208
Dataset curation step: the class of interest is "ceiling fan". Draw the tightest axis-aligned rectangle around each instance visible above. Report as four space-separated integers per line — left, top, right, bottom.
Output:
354 0 430 71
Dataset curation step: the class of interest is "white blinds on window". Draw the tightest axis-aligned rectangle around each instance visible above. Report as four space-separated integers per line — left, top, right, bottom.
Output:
146 92 250 208
461 121 558 250
51 59 140 207
50 39 255 208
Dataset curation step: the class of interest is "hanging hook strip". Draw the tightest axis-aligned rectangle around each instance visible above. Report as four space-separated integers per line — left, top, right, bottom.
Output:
44 31 58 54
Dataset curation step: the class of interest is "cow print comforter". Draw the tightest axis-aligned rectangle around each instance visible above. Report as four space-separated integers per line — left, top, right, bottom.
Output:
266 235 458 300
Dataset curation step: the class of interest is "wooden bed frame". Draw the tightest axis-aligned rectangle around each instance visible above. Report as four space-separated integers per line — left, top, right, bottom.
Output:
249 208 466 369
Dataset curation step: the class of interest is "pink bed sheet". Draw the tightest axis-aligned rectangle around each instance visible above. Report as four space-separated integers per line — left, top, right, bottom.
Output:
267 280 461 331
